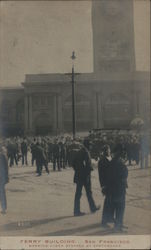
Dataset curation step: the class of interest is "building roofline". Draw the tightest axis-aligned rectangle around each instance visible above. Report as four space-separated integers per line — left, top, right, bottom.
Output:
0 86 23 91
22 70 150 86
0 70 150 89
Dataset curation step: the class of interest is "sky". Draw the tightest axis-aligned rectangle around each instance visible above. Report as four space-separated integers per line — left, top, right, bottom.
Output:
0 0 150 87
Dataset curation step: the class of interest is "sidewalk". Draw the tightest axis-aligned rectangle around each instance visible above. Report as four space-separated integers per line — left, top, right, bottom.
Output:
0 163 150 236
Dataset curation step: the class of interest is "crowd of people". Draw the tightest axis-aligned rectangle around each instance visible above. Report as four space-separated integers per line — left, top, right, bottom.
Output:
0 129 150 231
88 129 150 169
1 135 87 175
0 129 150 171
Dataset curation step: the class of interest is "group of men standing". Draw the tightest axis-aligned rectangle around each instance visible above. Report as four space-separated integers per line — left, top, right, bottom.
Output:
0 130 150 232
3 130 150 172
6 137 28 167
4 136 75 175
30 137 79 175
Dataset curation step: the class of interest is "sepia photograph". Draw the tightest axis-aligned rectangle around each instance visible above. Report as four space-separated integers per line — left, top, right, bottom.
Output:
0 0 150 249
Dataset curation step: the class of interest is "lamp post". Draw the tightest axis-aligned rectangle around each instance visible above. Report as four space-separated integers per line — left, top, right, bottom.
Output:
71 51 76 139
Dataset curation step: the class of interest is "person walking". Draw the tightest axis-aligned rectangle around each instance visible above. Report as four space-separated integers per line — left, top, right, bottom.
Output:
34 138 49 176
0 145 9 214
72 143 100 216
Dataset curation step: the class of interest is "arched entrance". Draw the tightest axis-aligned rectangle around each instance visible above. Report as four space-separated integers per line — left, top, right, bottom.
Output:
16 99 24 123
34 113 52 135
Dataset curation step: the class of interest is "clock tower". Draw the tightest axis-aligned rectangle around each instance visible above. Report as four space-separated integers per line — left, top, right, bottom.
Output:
92 0 136 75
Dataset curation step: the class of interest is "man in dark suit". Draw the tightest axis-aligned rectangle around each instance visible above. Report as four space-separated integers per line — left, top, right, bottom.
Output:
0 145 9 214
52 139 61 171
21 138 28 166
111 144 128 231
7 139 18 167
98 145 113 227
48 139 53 163
35 139 48 176
72 143 100 216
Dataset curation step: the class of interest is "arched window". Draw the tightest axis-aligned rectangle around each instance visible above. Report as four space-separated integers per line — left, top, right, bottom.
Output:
34 113 52 135
104 93 131 128
1 101 11 122
64 94 92 131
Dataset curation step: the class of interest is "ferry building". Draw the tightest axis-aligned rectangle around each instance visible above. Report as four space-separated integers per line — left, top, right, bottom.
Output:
0 0 150 136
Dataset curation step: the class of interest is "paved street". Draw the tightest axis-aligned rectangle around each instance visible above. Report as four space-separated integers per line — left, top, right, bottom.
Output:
0 159 151 236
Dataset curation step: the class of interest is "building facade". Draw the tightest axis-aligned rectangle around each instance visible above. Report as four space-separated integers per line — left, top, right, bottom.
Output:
0 0 150 136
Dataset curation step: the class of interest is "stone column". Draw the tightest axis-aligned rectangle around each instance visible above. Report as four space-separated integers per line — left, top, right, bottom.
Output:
92 92 97 129
92 91 104 129
98 92 104 128
53 95 57 134
24 94 29 133
29 94 33 133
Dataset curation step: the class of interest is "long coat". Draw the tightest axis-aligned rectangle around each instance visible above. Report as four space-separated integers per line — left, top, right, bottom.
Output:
110 157 128 199
0 152 9 185
98 156 111 195
35 144 46 166
72 147 92 184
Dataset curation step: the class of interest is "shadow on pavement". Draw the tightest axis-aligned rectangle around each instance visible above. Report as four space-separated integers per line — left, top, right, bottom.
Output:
1 215 74 231
10 171 35 177
86 228 128 236
42 223 129 236
7 188 26 192
41 223 108 236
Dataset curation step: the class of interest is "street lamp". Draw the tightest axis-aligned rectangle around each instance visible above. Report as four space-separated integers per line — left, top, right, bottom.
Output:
71 51 76 139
